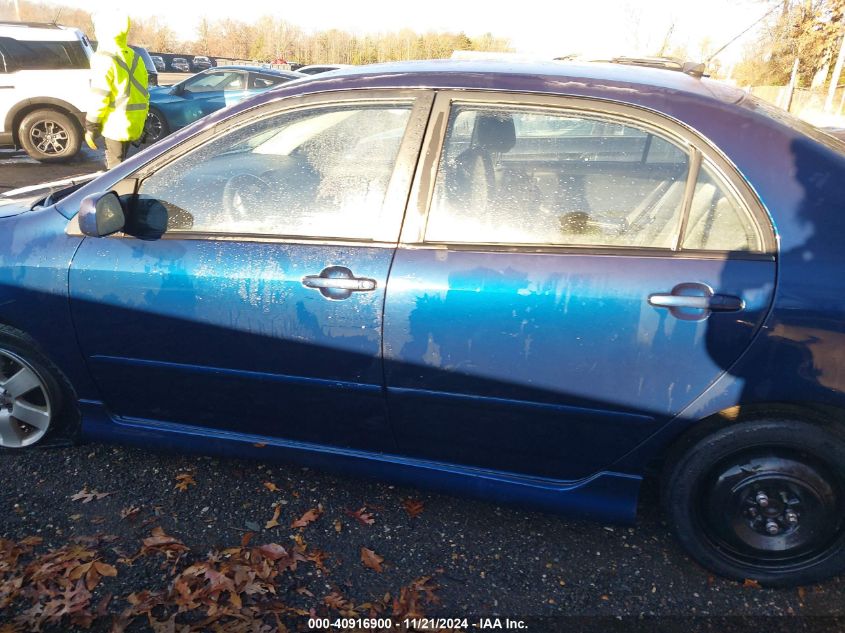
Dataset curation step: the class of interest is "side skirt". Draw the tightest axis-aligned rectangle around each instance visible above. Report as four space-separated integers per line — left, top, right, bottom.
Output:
79 400 642 524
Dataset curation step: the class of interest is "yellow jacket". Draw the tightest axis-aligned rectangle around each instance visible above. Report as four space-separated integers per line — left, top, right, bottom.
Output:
85 13 149 142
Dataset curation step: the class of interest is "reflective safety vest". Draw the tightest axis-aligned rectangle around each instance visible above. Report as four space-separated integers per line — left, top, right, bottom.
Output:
86 46 149 142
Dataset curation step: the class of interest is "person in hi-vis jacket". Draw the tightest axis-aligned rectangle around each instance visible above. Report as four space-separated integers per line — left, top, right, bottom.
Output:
85 10 149 169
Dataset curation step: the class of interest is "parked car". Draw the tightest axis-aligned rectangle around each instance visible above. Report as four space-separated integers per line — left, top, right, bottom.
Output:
150 55 166 72
4 60 845 588
144 65 305 143
170 57 190 72
128 45 158 87
295 63 350 75
0 21 93 162
191 55 212 71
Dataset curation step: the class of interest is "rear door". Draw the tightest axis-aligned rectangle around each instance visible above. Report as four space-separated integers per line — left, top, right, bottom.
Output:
69 90 432 450
383 93 776 480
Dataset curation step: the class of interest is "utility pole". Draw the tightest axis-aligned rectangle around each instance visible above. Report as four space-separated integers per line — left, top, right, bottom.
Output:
825 30 845 113
785 56 800 112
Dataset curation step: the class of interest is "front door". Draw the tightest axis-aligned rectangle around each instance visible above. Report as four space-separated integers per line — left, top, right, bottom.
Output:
69 93 429 450
383 96 777 479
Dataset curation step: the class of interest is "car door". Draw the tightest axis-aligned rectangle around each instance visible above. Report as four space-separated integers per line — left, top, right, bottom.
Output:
383 93 777 480
68 90 432 450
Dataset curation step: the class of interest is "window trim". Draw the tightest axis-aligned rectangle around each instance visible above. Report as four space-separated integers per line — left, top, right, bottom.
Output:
400 91 776 257
74 89 435 246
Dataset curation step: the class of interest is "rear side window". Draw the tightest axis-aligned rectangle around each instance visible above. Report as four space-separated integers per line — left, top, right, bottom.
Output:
425 104 691 249
0 37 89 71
250 73 286 90
682 161 763 252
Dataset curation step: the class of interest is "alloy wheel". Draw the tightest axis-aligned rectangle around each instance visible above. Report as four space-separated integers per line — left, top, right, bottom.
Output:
0 349 52 448
29 120 70 156
145 112 163 142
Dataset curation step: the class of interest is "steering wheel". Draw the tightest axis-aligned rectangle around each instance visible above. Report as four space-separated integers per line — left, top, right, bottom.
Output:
221 173 272 228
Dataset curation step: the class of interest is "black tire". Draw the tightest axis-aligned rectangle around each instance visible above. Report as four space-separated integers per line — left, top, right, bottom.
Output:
18 108 82 163
662 417 845 587
0 325 78 451
144 107 170 143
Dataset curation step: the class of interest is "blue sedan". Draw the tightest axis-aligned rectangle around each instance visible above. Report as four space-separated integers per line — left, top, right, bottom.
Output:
2 60 845 588
144 65 306 142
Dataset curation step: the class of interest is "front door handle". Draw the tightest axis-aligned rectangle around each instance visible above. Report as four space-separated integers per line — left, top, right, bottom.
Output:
302 265 377 300
649 283 744 320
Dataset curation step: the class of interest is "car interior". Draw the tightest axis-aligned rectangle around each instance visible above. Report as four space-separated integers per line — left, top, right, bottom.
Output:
427 108 761 251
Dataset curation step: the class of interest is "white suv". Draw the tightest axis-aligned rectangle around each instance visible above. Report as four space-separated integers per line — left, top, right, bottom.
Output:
0 21 93 162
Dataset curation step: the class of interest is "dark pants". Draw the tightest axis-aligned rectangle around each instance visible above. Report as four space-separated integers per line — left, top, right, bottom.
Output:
104 138 129 170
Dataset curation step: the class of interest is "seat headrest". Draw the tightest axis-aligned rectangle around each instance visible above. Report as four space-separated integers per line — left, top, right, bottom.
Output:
474 113 516 153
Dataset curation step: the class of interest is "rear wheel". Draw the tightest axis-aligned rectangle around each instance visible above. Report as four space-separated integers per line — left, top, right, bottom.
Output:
18 108 82 163
0 326 76 450
663 417 845 586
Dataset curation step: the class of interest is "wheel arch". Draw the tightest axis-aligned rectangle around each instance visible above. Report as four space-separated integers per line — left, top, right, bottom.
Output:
654 402 845 476
6 98 85 146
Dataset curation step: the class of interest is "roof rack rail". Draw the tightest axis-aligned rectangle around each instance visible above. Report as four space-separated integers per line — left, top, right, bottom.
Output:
597 56 708 78
0 21 65 29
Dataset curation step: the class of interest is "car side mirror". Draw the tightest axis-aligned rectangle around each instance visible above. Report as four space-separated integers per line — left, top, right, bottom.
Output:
78 191 126 237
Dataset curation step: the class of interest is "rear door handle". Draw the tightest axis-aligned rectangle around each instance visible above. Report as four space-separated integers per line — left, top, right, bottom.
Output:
649 283 744 320
302 265 377 300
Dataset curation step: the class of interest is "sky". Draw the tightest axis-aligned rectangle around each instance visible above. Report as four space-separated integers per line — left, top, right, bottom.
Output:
61 0 773 66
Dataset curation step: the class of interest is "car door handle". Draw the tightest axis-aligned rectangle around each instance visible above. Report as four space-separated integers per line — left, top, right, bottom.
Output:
302 265 377 300
648 283 744 321
302 276 376 291
648 294 744 311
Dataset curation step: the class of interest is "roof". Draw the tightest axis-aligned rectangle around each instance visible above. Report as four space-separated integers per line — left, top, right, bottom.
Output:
0 21 82 40
211 65 304 76
291 59 745 106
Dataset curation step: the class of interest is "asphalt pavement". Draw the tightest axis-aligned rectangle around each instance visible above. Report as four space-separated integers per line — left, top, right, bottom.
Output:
0 156 844 632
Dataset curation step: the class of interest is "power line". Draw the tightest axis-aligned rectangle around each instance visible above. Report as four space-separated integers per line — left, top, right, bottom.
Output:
707 2 782 62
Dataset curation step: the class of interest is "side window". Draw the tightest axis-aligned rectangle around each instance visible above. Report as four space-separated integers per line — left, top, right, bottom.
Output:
250 74 285 90
137 103 413 240
682 161 763 252
183 71 245 93
0 37 89 71
425 104 690 249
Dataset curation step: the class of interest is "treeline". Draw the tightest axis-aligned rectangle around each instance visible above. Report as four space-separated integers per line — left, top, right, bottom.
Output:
734 0 844 87
1 0 512 64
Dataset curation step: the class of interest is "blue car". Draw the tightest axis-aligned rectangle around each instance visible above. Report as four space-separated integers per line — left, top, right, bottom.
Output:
144 65 306 142
2 60 845 587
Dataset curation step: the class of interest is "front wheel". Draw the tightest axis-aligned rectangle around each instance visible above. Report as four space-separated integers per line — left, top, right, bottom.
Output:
663 417 845 587
0 326 76 450
18 108 82 163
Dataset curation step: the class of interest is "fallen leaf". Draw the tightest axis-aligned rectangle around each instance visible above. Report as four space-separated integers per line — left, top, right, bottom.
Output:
241 532 254 548
296 586 315 597
71 488 111 503
324 591 352 610
263 481 279 492
334 519 343 533
291 507 322 529
174 473 196 492
257 543 288 561
346 507 376 526
402 499 425 518
743 578 761 589
253 443 266 448
798 586 807 602
120 506 141 520
361 547 384 572
265 505 282 529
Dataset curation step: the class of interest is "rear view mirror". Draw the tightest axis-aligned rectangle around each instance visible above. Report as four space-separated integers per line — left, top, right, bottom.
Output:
78 191 126 237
